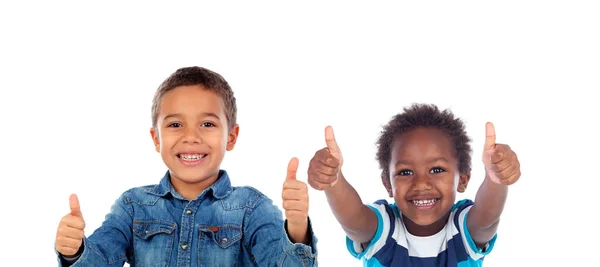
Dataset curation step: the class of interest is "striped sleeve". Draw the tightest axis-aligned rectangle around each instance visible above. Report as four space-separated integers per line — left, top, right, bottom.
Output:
346 200 394 260
455 200 498 260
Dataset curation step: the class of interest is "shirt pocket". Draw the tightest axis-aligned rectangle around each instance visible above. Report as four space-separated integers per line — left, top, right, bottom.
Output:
198 224 243 266
133 220 177 267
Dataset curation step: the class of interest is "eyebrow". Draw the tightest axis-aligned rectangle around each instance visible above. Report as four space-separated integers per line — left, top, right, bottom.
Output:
162 112 221 121
394 157 449 166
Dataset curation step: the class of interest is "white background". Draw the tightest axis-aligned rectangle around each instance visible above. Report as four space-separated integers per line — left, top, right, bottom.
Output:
1 1 599 266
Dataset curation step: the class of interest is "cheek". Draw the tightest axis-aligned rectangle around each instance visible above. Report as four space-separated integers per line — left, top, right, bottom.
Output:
203 131 227 148
391 178 407 193
434 174 459 191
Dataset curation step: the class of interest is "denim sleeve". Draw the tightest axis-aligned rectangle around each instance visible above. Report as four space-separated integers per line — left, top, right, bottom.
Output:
243 195 318 267
56 193 134 267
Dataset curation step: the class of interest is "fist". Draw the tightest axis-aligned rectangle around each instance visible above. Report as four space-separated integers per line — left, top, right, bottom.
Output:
308 126 343 190
55 194 86 257
483 122 521 185
282 157 309 225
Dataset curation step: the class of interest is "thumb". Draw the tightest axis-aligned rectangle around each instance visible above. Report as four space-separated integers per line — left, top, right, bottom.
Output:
484 122 496 151
286 157 299 180
69 194 83 218
325 126 341 155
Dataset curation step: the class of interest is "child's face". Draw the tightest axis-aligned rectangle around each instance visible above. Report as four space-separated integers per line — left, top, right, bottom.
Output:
150 85 238 188
387 127 469 233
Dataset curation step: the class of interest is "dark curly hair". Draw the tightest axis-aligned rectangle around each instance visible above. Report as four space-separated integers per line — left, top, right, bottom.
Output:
375 103 472 192
151 66 237 130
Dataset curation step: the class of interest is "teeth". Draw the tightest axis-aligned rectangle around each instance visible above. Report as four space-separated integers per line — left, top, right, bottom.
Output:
411 199 438 206
179 154 206 161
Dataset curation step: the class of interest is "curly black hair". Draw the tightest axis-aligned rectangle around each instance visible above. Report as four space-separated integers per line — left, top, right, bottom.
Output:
375 103 472 193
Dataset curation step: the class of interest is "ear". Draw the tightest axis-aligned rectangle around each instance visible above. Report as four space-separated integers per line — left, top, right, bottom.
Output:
382 171 393 198
457 173 470 193
226 124 240 151
150 127 160 152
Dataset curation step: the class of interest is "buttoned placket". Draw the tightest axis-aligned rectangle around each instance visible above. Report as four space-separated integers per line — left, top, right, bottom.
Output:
176 199 200 267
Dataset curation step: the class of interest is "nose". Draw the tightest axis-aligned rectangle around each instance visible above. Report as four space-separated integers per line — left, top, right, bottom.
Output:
412 173 433 191
182 127 202 144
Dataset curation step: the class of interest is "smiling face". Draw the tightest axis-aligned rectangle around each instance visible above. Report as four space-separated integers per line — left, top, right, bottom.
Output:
150 85 239 198
388 127 469 236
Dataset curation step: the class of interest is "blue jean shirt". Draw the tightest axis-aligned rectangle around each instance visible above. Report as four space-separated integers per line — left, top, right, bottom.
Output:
56 170 318 266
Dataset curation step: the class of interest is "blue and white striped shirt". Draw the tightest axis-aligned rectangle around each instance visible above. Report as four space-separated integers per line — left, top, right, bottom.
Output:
346 199 497 267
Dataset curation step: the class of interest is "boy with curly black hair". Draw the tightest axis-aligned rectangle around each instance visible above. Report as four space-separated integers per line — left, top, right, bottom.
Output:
308 103 520 266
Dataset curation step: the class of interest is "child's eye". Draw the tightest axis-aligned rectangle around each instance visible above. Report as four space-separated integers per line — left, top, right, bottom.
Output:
202 122 216 127
168 122 182 128
429 167 445 174
397 169 413 176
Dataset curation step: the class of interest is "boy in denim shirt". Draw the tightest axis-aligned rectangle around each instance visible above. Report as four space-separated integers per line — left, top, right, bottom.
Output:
54 66 318 266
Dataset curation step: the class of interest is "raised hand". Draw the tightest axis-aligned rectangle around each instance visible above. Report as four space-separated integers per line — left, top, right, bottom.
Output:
55 194 86 257
482 122 521 185
282 157 310 243
308 126 343 190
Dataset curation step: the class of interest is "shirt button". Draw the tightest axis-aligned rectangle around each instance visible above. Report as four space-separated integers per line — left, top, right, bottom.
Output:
186 209 192 214
221 238 228 243
181 244 188 250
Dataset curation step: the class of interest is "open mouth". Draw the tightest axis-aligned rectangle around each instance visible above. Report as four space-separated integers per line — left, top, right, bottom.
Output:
410 198 440 207
177 153 207 162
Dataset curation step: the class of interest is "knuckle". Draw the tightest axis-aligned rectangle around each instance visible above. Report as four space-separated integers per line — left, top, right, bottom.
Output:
299 182 308 191
64 248 76 255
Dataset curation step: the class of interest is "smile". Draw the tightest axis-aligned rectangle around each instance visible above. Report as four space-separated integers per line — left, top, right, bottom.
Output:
178 153 207 161
411 198 439 207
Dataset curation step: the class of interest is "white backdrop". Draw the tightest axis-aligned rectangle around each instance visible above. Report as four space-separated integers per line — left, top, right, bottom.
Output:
1 1 599 266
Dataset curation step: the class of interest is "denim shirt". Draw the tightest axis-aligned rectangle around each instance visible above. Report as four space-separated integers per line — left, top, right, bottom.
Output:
56 170 318 267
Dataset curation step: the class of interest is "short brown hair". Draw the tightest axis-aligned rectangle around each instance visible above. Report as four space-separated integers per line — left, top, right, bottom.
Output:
151 66 237 130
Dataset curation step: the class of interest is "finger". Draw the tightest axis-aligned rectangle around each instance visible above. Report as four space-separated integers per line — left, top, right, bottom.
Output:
308 169 337 184
498 159 520 181
58 225 85 240
308 177 334 191
511 170 521 184
69 194 83 218
492 144 513 162
282 199 308 212
319 154 341 169
282 188 308 201
325 126 341 155
283 179 308 191
61 214 86 230
488 154 511 173
286 157 299 180
500 170 521 185
285 210 308 223
494 163 518 180
56 235 83 250
314 162 339 176
311 148 340 169
484 122 496 151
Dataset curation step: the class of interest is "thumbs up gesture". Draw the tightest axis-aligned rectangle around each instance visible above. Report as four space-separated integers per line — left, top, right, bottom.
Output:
55 194 86 257
282 157 310 244
482 122 521 185
308 126 343 191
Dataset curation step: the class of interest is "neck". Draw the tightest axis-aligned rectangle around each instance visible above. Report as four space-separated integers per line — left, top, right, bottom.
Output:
403 211 450 237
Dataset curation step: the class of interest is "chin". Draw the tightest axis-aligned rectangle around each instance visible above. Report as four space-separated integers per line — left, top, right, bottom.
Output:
171 169 217 183
411 217 440 226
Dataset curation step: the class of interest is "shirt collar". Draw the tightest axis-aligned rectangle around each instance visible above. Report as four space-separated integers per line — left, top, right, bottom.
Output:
148 170 232 200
